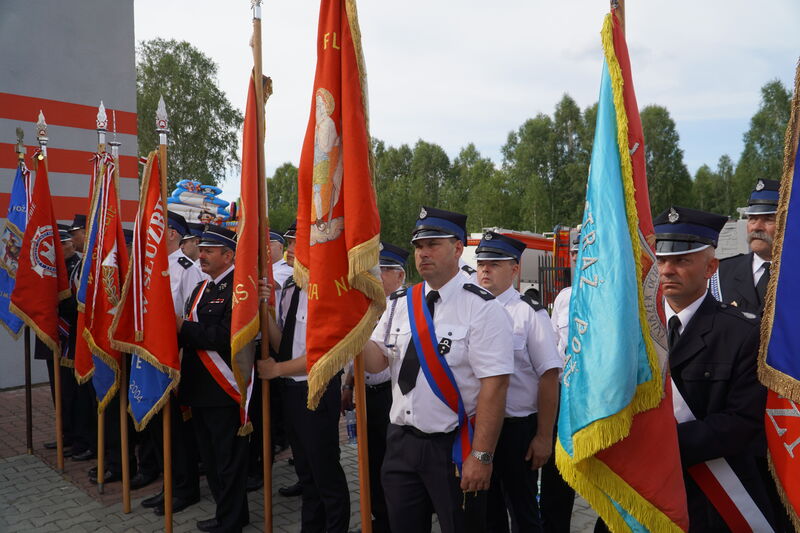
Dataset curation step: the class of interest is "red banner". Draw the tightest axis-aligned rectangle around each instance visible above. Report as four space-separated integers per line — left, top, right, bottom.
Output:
10 154 70 351
766 392 800 526
110 152 179 428
83 154 129 410
228 74 264 433
295 0 384 408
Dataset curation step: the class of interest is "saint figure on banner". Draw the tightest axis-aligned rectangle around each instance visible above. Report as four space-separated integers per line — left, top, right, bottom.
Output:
310 87 344 245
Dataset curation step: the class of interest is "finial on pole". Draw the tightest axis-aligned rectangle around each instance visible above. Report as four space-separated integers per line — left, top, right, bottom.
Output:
155 95 169 145
35 110 48 158
109 109 121 157
15 127 25 160
97 101 108 147
251 0 262 20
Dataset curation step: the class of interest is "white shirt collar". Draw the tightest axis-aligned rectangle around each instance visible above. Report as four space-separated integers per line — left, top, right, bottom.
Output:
752 253 769 275
664 292 706 335
424 270 464 303
168 248 183 260
212 264 235 284
495 285 519 306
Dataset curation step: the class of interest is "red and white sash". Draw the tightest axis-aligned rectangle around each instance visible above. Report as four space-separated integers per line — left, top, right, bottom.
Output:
672 379 773 533
188 281 254 427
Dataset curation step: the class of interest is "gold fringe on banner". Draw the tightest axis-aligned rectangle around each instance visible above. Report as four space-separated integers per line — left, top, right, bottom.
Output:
758 57 800 402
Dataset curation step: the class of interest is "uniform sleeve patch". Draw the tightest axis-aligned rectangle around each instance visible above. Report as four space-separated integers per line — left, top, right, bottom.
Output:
463 283 494 300
178 256 193 269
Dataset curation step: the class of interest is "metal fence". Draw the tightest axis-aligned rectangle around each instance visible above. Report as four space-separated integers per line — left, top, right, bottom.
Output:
537 254 571 310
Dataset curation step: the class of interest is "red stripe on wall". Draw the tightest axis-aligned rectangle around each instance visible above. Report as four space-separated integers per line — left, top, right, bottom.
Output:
0 92 137 136
0 144 139 178
0 193 138 223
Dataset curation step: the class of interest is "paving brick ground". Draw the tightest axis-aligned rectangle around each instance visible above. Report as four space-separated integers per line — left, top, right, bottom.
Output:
0 384 598 532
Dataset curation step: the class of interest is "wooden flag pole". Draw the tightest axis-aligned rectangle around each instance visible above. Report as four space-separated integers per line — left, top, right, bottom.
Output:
15 128 34 456
36 112 64 474
251 3 273 531
109 113 131 512
156 95 174 533
613 0 625 34
95 104 108 494
353 353 373 533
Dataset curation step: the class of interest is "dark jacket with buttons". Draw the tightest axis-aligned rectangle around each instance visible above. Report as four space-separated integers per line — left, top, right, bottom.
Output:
670 292 774 532
717 252 762 315
177 270 236 408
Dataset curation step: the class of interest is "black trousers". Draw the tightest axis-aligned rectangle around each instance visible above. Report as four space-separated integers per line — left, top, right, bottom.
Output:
148 399 200 500
283 376 350 533
382 424 487 533
192 405 249 533
46 359 97 453
487 414 543 533
540 422 575 533
365 382 392 533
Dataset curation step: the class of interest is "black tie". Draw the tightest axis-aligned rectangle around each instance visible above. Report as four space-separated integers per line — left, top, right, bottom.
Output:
277 286 301 363
756 262 771 305
398 290 439 395
668 315 681 352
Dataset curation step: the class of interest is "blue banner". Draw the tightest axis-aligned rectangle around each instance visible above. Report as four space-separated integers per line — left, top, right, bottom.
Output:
92 353 116 405
128 355 173 426
764 145 800 383
558 63 651 456
0 166 28 337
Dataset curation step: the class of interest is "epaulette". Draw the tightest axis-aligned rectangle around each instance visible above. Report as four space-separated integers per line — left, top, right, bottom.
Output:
178 256 193 269
389 287 408 300
463 283 494 300
283 276 296 290
718 302 759 321
461 264 476 275
521 294 544 312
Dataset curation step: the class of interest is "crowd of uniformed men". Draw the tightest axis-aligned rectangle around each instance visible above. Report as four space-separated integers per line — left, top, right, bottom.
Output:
39 176 788 533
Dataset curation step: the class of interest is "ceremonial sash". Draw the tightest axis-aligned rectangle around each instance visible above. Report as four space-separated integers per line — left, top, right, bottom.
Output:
671 379 773 532
188 281 254 427
406 282 473 473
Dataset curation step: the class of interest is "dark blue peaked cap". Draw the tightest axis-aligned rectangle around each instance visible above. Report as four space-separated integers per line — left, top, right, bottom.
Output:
476 231 526 261
653 206 727 256
284 222 297 240
745 179 780 215
379 242 409 268
411 206 467 244
187 222 205 237
269 230 285 245
199 225 237 251
167 210 190 236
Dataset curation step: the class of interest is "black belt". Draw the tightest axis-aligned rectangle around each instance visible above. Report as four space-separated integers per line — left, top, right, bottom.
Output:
399 424 456 440
503 413 537 424
365 381 391 391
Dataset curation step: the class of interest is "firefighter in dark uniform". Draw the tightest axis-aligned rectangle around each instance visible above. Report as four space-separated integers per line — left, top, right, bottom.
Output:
39 224 94 458
654 206 777 532
178 226 249 533
715 178 779 315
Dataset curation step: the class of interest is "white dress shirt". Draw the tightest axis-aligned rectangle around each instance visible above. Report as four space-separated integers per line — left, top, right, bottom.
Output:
278 283 308 382
169 248 207 317
272 259 293 304
496 287 563 417
550 285 572 360
663 292 707 336
371 273 514 434
751 254 770 286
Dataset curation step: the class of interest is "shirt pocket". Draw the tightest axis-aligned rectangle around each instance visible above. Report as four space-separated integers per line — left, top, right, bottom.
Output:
385 322 411 359
438 324 468 365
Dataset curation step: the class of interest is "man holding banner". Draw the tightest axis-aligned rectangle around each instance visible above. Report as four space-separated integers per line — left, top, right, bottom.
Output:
362 206 513 533
654 205 777 532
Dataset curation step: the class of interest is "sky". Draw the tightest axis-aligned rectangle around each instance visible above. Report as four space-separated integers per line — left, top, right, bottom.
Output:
133 1 800 204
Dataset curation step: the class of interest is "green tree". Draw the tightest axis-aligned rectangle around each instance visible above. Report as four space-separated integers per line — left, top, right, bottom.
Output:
267 162 298 231
640 105 693 215
733 80 791 209
136 38 243 189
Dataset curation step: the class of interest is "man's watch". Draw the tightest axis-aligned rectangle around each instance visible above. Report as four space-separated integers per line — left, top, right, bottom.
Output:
470 449 493 465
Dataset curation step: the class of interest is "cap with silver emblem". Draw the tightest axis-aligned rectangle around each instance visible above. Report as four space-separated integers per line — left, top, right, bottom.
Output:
410 206 467 244
475 231 526 261
379 242 409 269
653 205 727 256
745 179 780 216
